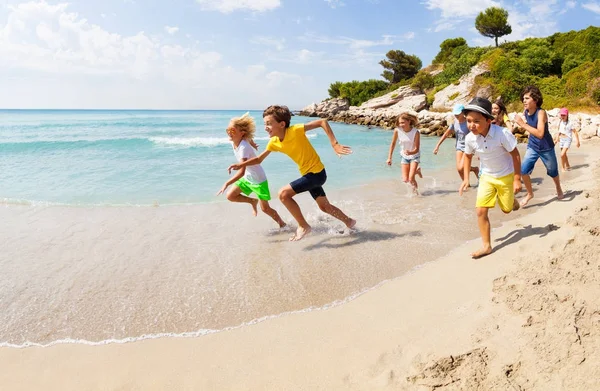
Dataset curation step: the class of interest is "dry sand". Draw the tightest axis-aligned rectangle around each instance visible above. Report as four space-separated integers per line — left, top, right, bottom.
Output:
1 140 599 390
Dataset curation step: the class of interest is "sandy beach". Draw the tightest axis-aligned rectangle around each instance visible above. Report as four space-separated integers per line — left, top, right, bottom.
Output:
1 139 599 390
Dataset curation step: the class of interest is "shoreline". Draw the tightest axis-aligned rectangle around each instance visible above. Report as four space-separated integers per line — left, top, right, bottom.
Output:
1 142 598 389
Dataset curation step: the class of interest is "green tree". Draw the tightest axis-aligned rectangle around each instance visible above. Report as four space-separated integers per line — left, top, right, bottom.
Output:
475 7 512 47
433 37 467 64
379 50 422 83
328 81 344 98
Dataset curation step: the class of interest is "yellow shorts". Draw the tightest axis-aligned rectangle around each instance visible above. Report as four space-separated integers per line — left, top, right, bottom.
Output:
476 173 515 212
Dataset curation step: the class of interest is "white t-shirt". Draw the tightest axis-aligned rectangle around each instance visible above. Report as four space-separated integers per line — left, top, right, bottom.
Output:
233 139 267 184
396 127 420 159
464 124 517 178
558 120 574 138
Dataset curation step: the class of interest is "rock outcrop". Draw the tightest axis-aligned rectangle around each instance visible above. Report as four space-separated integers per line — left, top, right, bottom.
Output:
431 64 490 110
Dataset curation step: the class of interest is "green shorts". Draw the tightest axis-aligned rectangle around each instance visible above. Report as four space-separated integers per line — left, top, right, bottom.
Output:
234 178 272 201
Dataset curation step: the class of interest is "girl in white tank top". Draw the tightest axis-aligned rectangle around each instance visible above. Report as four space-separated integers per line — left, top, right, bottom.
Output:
386 112 422 194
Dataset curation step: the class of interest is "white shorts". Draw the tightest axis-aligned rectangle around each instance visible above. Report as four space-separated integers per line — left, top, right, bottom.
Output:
559 137 572 149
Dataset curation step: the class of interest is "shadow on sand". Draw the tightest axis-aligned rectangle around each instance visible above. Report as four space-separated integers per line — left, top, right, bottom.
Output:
493 223 560 253
302 229 422 251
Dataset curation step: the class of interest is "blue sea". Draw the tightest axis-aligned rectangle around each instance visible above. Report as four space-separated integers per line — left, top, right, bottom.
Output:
0 109 455 206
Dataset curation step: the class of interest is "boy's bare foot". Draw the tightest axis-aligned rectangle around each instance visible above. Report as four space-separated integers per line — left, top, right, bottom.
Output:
557 189 565 200
250 199 258 216
278 221 287 229
290 226 311 241
346 219 357 229
520 194 533 207
512 199 520 211
471 246 493 259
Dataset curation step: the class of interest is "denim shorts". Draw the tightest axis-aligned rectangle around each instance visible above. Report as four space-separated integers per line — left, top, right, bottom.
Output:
290 169 327 200
401 154 420 164
521 147 559 178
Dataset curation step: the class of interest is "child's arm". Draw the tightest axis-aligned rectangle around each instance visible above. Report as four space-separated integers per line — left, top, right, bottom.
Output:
509 148 522 194
386 129 398 165
217 159 247 195
304 119 352 157
228 150 271 173
505 118 514 133
406 131 420 155
433 128 452 154
514 110 546 139
459 153 474 195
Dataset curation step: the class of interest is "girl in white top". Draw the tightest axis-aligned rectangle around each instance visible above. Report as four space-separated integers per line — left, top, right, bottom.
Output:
217 113 286 228
553 108 580 172
386 112 422 194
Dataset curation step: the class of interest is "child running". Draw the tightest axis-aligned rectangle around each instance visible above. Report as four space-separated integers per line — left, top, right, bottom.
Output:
459 97 522 259
217 112 286 228
553 108 580 172
514 85 564 207
491 97 513 132
433 103 479 181
387 112 423 194
227 105 356 241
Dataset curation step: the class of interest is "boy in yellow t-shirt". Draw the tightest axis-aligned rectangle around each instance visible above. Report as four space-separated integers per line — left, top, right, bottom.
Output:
228 105 356 241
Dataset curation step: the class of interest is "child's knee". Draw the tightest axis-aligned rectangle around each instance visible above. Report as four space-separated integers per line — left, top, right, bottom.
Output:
226 191 236 202
278 187 293 201
259 202 270 213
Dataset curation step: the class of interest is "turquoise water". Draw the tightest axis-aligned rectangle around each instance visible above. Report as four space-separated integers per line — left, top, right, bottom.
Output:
0 109 451 205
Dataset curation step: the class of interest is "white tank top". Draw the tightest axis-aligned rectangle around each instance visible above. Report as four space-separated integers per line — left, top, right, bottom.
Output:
397 127 419 159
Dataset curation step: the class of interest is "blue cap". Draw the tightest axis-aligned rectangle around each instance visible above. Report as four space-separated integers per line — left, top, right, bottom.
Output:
452 104 465 115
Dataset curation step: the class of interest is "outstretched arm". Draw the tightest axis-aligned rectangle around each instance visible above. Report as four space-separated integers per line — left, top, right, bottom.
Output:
514 110 546 139
509 148 522 194
433 128 452 154
217 159 246 195
304 118 352 157
386 129 398 165
228 150 271 173
459 153 474 195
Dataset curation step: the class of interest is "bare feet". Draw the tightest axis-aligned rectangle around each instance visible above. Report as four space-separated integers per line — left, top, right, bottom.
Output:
278 221 287 229
512 198 520 211
289 226 311 241
557 189 565 200
346 219 357 229
520 193 533 207
250 199 258 216
471 246 493 259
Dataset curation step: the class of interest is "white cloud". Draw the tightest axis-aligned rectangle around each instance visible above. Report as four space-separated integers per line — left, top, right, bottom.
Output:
195 0 281 13
325 0 345 8
300 32 415 49
422 0 500 19
0 1 308 109
250 36 285 51
164 25 179 35
582 2 600 13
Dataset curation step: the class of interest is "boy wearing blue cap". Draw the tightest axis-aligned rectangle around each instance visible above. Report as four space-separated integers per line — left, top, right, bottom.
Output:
433 103 479 181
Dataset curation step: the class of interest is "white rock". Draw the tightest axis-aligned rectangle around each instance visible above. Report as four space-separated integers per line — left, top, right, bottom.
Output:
431 64 490 110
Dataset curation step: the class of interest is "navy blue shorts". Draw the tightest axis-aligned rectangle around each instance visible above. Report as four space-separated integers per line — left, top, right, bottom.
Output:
290 169 327 200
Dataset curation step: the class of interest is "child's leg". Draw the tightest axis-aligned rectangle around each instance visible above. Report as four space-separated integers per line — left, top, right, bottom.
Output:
539 149 564 199
473 207 493 258
315 195 356 229
560 147 570 170
258 200 286 228
278 185 309 229
226 185 258 216
401 163 410 183
519 149 538 207
408 161 419 193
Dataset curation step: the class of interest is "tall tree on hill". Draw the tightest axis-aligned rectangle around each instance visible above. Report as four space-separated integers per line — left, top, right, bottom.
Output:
379 50 422 84
475 7 512 47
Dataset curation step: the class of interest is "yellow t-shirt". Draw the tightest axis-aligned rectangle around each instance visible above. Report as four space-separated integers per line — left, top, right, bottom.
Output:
266 124 325 175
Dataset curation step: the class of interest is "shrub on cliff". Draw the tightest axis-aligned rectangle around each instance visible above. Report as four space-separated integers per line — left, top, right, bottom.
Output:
411 70 435 91
379 50 422 84
328 79 389 106
434 45 491 86
433 37 468 65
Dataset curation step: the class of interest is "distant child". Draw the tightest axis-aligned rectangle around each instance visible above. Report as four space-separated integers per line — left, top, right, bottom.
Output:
433 103 479 181
514 85 564 207
459 97 522 259
491 97 513 132
553 108 580 172
387 112 423 194
217 112 286 228
227 105 356 241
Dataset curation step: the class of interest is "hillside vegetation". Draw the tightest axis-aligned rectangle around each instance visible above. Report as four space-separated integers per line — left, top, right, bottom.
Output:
328 26 600 112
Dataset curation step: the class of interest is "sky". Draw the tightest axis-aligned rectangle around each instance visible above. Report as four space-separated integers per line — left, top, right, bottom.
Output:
0 0 599 110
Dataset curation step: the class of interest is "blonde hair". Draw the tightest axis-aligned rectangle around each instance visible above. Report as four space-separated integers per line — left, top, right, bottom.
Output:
397 112 419 128
230 112 257 147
